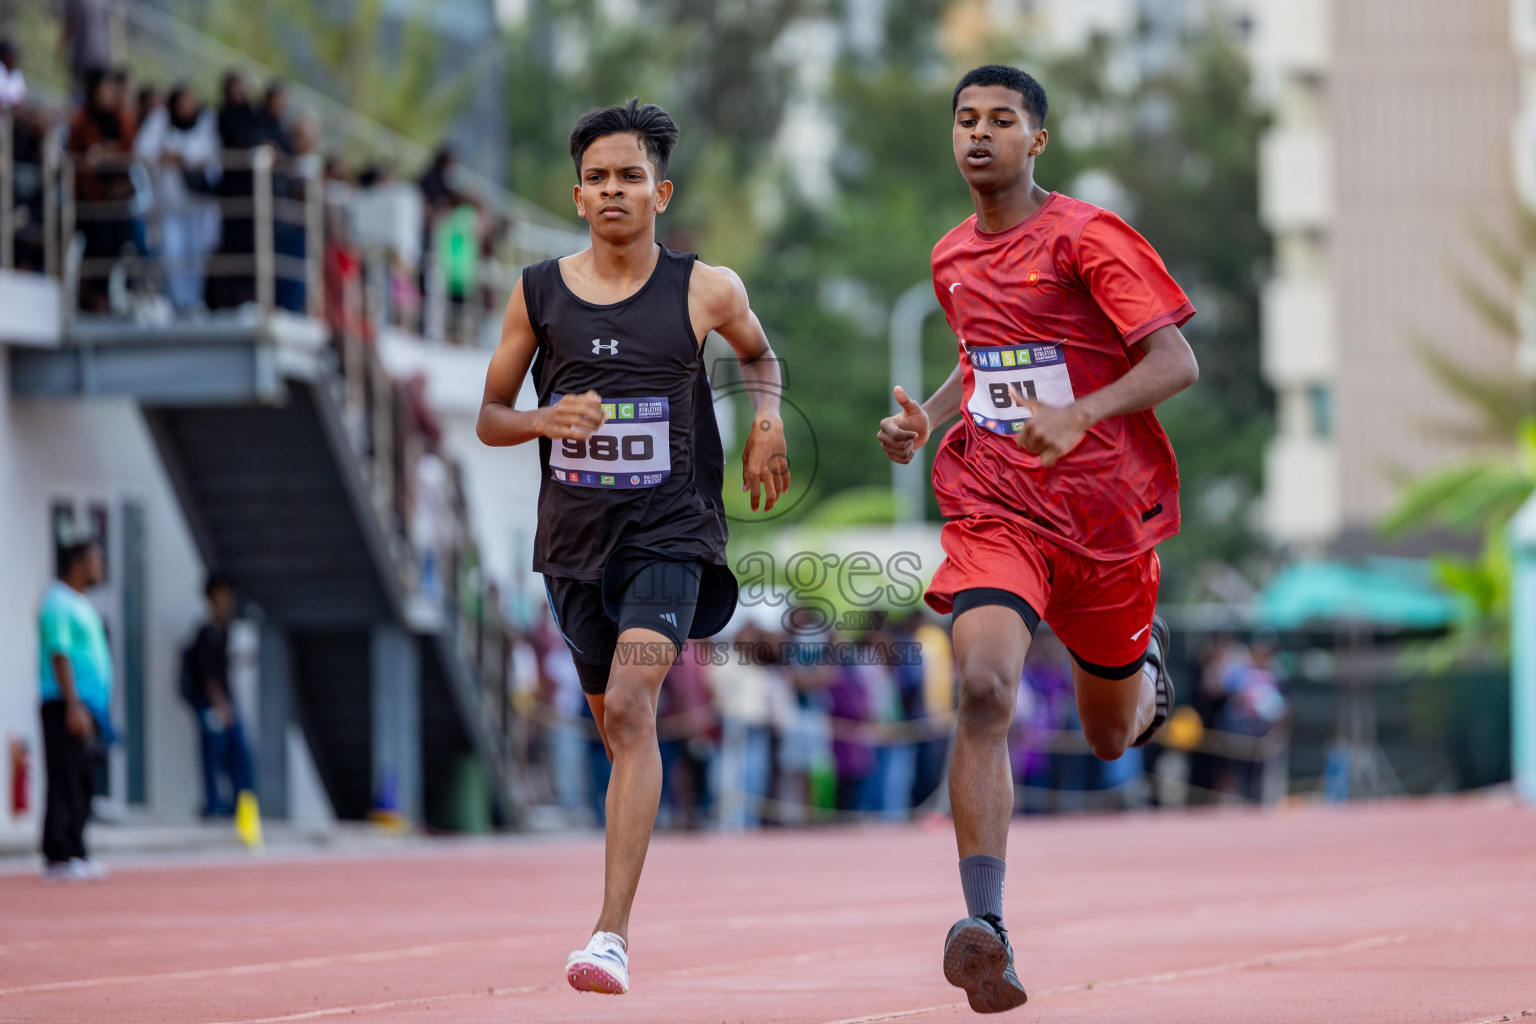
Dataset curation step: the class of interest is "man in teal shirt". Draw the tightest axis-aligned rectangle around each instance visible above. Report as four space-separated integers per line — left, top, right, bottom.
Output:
38 539 113 880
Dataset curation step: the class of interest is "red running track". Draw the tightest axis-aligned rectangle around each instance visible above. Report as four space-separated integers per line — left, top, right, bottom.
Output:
2 796 1534 1023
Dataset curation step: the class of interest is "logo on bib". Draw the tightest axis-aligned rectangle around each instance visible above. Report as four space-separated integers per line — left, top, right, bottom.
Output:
592 339 619 355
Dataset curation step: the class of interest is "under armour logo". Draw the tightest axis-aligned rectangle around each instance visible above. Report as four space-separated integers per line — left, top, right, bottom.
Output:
660 612 677 627
592 339 618 355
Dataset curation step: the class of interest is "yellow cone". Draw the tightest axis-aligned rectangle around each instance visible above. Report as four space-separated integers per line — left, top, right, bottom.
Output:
234 789 264 854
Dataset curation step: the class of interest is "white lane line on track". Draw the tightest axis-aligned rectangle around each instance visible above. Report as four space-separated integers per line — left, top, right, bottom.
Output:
0 935 540 997
202 942 910 1024
818 922 1476 1024
201 985 553 1024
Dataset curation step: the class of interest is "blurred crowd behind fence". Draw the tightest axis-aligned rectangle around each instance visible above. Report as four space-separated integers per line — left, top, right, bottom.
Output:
0 2 1516 835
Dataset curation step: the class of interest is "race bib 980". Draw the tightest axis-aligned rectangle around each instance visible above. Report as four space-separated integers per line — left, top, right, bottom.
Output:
549 394 671 489
964 342 1076 436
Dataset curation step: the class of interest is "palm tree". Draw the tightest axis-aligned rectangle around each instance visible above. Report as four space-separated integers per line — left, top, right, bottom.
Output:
1382 211 1536 665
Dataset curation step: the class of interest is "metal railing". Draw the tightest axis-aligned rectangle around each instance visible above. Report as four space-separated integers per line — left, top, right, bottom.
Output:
0 110 64 277
116 0 583 239
3 116 532 819
64 145 324 321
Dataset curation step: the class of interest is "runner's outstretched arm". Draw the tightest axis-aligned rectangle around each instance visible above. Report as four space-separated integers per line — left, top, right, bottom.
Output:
1011 323 1198 467
476 276 607 447
877 363 964 464
693 263 790 512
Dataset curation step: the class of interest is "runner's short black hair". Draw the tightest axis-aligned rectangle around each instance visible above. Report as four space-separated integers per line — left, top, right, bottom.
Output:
952 65 1048 128
569 98 680 180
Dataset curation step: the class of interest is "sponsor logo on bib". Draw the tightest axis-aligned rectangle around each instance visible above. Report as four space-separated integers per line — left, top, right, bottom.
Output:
549 394 672 489
964 341 1076 437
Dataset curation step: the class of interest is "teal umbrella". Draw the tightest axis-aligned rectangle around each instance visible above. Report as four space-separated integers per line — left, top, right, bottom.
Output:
1256 558 1471 630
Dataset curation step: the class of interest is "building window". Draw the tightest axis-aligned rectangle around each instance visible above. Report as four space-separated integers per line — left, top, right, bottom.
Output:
1308 384 1332 439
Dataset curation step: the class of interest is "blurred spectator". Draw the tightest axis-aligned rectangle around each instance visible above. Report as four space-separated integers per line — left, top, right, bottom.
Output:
2 38 50 272
410 439 456 606
209 71 263 310
712 623 777 829
0 38 27 110
134 83 162 126
1016 629 1073 811
657 642 717 830
215 71 263 149
417 145 460 209
133 83 221 312
290 112 320 158
432 196 480 344
182 574 254 818
850 631 905 820
827 656 877 812
256 80 304 313
266 89 317 313
910 614 953 807
37 539 112 881
353 165 425 327
256 79 292 152
882 623 923 820
67 67 137 312
539 636 590 817
1191 636 1246 801
1216 637 1289 802
60 0 115 98
323 177 364 340
770 637 837 823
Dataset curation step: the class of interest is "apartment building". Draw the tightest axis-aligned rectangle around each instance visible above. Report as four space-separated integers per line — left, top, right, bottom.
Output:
1256 0 1522 552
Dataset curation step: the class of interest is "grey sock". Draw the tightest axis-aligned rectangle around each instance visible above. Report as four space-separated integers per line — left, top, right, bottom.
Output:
959 854 1006 920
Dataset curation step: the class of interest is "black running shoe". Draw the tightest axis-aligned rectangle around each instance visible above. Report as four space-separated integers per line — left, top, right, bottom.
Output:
943 913 1028 1014
1132 615 1173 747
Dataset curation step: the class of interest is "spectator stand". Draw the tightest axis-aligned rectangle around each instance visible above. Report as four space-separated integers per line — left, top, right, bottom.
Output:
8 75 580 831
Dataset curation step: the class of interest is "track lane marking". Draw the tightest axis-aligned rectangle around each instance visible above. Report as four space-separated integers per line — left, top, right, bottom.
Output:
202 942 909 1023
0 935 542 997
818 922 1476 1023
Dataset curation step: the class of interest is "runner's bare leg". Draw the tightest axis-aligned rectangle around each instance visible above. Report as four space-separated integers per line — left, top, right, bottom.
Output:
592 627 675 944
1072 661 1155 762
949 606 1031 859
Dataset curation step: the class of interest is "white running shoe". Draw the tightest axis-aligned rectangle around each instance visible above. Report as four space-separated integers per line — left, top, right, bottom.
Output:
41 861 82 882
565 931 629 994
71 858 110 881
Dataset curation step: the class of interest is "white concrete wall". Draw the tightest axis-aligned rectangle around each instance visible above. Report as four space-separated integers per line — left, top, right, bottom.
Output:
0 350 208 849
0 272 63 347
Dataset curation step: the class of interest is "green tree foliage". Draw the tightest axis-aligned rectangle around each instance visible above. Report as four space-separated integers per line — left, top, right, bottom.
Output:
504 0 810 262
1383 213 1536 667
1041 33 1271 586
192 0 478 151
499 7 1270 587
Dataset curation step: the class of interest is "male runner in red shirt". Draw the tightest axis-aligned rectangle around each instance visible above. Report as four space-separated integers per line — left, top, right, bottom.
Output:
878 65 1199 1013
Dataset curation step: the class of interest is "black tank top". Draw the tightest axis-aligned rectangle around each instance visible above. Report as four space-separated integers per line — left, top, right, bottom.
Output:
525 245 728 580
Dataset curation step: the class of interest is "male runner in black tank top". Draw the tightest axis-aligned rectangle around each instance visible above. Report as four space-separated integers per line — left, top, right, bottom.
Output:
477 99 789 996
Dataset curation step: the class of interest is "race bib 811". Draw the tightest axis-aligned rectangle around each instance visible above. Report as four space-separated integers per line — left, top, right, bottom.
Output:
964 342 1076 436
549 394 670 489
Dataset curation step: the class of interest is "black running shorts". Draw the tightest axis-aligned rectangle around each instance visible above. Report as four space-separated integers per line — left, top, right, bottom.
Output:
544 551 705 695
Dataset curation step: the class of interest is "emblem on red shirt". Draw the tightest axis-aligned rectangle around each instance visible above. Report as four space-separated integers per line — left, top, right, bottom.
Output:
1025 268 1041 285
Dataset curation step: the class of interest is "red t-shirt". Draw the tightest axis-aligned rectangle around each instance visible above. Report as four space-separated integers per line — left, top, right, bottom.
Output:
929 192 1195 561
